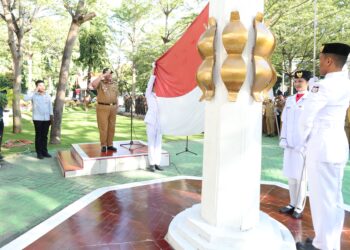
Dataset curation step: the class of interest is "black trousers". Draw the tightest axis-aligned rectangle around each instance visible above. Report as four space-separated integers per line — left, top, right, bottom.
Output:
0 120 4 152
33 120 50 156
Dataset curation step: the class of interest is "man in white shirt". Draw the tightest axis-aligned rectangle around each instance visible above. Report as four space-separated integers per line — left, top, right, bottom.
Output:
24 80 53 159
144 65 163 172
279 70 311 220
296 43 350 250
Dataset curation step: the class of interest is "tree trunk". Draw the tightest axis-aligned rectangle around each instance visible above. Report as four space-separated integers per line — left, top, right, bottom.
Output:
49 1 95 144
50 22 80 144
12 54 23 133
2 0 24 133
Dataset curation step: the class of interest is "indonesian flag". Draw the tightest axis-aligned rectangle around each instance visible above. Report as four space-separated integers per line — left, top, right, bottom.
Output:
154 4 209 136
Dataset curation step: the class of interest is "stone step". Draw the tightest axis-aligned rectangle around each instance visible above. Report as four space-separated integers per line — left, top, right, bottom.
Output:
57 150 83 177
56 141 170 178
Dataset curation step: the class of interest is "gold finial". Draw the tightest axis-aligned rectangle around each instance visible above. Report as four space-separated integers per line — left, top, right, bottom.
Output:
255 12 264 22
230 11 240 21
208 17 216 27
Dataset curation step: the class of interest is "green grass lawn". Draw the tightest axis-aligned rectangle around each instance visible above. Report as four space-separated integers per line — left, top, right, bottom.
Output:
0 106 350 247
1 107 203 156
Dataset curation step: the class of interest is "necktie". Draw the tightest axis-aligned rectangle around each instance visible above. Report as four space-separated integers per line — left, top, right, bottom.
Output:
296 93 304 102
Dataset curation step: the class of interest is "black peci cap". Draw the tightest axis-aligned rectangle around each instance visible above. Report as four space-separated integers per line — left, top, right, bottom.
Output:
103 68 113 74
293 70 312 81
320 43 350 57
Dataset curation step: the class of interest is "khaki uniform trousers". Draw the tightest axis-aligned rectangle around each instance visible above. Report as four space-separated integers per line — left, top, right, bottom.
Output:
345 126 350 144
266 115 275 135
96 104 117 147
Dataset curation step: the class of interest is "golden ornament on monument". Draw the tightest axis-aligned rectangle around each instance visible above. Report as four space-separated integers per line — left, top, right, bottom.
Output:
196 17 217 101
253 12 275 58
262 63 277 97
221 11 248 101
251 12 277 102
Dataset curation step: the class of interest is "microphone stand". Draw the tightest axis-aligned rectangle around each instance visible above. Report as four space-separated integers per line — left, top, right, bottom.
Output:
121 96 145 151
176 136 197 155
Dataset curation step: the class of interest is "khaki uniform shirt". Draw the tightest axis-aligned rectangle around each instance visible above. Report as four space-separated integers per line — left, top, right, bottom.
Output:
97 80 118 104
265 102 275 117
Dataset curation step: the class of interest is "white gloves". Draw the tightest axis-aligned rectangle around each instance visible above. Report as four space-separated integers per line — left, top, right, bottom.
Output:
279 138 288 149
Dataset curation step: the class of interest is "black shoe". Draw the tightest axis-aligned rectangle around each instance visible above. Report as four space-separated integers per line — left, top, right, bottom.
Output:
0 154 3 160
155 165 164 171
279 205 294 214
296 241 319 250
42 153 52 158
292 210 303 219
107 146 117 152
101 146 107 152
147 165 155 172
305 238 313 244
37 154 44 159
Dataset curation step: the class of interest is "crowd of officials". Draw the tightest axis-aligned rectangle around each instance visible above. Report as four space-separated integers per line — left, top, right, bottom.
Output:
123 94 147 116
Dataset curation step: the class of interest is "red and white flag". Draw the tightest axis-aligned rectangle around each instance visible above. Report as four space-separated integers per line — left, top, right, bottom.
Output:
154 4 209 136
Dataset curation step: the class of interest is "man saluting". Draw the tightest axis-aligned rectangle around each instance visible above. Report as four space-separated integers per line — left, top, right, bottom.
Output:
90 68 118 153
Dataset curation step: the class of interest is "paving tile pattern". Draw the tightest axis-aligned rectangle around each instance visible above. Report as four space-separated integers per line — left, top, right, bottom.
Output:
26 180 350 249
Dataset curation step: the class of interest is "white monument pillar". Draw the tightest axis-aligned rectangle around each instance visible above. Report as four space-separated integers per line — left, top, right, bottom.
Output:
166 1 296 249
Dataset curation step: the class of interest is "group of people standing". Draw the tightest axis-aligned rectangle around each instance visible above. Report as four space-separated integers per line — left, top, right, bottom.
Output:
278 42 350 250
23 66 164 172
123 94 147 116
21 41 350 250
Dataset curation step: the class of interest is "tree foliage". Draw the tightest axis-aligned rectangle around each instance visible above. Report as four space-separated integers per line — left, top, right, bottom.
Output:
266 0 350 90
1 0 350 135
0 0 43 133
76 17 109 79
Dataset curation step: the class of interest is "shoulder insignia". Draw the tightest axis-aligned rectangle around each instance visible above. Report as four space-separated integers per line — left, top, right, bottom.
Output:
311 86 319 93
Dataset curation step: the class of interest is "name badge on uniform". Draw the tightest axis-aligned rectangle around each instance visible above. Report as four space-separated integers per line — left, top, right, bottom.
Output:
311 86 319 93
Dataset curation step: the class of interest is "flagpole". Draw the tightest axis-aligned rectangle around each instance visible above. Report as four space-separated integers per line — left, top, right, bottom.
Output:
313 0 317 77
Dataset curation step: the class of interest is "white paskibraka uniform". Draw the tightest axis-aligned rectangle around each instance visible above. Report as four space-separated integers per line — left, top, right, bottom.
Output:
280 91 308 212
144 75 162 166
298 71 350 250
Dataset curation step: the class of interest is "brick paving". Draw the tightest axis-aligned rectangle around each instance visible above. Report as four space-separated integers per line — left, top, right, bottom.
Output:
1 137 350 247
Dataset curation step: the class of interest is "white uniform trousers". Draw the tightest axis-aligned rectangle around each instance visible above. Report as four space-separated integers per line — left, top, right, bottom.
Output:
146 123 162 165
307 159 344 250
288 175 307 212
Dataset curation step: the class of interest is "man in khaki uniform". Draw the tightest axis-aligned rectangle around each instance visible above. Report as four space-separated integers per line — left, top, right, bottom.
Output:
90 68 118 152
265 99 276 136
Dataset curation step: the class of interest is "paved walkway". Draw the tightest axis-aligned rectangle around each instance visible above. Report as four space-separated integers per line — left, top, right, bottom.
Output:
22 180 350 249
0 137 349 247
